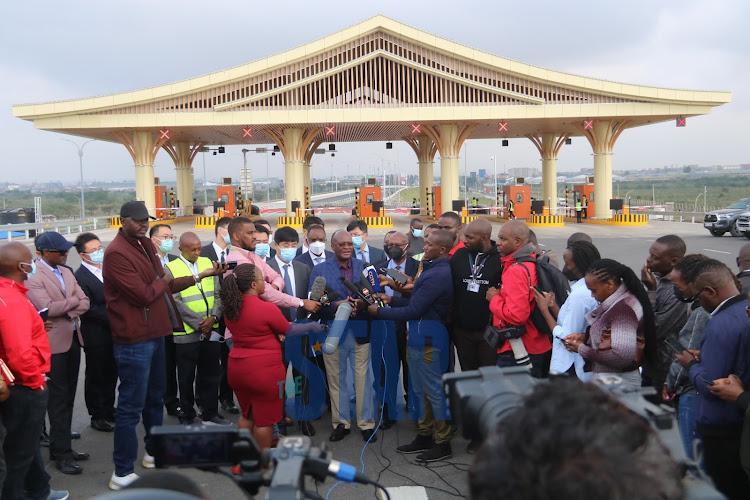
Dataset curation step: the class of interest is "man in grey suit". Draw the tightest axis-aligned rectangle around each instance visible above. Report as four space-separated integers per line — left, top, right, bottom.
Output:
269 226 318 436
346 220 385 264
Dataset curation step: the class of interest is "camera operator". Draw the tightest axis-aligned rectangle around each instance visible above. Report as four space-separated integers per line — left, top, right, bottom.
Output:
469 377 685 500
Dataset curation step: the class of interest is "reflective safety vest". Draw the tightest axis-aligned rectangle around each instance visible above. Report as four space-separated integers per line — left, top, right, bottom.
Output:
576 201 582 211
165 257 218 335
508 200 514 211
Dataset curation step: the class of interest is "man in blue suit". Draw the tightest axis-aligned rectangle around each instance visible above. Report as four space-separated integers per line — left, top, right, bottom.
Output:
295 225 333 271
347 220 385 265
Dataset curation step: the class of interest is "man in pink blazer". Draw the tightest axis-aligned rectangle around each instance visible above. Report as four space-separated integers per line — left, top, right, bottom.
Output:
27 231 90 475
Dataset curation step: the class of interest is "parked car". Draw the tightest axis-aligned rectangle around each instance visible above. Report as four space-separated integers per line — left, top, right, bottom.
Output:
735 211 750 239
703 198 750 237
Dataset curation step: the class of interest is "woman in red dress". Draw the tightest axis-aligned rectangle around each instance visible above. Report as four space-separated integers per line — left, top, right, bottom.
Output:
220 263 290 450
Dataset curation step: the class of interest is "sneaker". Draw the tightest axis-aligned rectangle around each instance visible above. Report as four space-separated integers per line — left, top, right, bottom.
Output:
416 442 452 462
109 472 139 490
203 414 231 426
142 452 155 469
396 434 434 454
47 490 70 500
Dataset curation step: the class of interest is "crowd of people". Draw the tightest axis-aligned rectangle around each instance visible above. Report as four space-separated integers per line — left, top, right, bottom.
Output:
1 200 750 499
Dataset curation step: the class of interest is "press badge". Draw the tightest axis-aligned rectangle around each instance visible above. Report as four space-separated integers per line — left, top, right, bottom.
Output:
467 281 480 293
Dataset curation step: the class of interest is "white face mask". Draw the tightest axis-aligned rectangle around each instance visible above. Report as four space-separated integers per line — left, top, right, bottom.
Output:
308 241 326 256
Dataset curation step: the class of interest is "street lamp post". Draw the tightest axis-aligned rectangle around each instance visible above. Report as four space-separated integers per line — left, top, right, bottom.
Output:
62 138 95 219
491 155 497 203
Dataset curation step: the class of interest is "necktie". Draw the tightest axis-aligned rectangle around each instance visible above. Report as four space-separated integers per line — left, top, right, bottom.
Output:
314 257 322 265
283 264 293 296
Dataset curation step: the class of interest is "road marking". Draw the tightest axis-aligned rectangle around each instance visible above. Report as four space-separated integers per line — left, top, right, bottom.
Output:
702 248 731 255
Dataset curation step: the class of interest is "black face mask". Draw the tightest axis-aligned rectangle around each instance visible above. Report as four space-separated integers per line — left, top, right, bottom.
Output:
673 285 695 303
387 245 405 261
383 243 391 255
562 267 578 282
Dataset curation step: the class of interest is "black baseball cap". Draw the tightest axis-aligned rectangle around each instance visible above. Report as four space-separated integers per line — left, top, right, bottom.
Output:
36 232 75 252
120 201 156 221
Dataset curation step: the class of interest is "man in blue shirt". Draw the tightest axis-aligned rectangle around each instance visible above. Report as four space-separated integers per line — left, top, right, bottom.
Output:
368 229 455 462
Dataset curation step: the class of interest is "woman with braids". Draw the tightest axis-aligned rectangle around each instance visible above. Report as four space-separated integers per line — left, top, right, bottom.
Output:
663 254 710 461
534 241 601 380
564 258 656 388
220 263 292 450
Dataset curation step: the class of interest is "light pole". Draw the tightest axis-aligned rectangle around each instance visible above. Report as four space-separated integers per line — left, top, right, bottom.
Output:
241 148 250 200
62 138 95 219
490 155 497 202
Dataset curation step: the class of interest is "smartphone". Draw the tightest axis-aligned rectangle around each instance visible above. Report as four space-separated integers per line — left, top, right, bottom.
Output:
698 376 715 386
226 261 238 270
380 268 408 285
38 308 49 322
665 338 687 354
531 286 542 294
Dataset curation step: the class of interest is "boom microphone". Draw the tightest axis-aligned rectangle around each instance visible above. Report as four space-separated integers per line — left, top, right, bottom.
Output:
306 276 327 318
341 277 375 305
322 301 353 354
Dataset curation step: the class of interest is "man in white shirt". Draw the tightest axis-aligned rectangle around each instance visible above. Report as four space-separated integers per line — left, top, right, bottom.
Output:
149 224 176 268
346 220 385 265
297 216 326 256
253 223 273 263
295 225 333 270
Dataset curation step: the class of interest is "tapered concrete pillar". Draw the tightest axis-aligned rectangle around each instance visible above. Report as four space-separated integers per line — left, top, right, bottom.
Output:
267 127 323 216
421 123 476 212
162 141 205 215
112 130 170 217
405 135 437 216
578 120 631 219
527 133 570 215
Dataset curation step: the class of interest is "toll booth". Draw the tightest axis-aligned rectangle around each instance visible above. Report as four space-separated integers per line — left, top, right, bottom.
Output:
433 186 442 217
572 184 595 218
356 186 383 217
502 185 531 219
216 178 239 217
154 180 170 219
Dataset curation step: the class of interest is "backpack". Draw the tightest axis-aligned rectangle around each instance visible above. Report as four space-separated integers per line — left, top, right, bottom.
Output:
512 255 571 341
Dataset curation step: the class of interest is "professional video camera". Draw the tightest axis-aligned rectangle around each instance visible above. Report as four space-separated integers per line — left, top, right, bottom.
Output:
148 425 389 500
443 366 725 500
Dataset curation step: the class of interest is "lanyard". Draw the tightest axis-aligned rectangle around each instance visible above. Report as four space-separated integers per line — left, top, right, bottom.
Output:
468 252 489 280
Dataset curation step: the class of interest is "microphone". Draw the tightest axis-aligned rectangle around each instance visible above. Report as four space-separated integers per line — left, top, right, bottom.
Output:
322 301 353 354
359 274 384 307
306 276 327 319
362 266 382 293
341 277 375 305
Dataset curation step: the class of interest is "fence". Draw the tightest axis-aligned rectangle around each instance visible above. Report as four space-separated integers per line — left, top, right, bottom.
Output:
0 217 115 242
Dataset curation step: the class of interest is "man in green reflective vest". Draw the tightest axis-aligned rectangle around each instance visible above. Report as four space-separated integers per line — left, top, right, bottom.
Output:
507 199 515 220
164 232 228 426
575 198 583 223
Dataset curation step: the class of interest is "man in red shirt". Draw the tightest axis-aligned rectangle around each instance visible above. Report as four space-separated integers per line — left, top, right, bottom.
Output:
486 221 552 378
0 242 68 500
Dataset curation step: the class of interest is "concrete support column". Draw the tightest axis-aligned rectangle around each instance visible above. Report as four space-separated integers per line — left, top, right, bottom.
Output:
578 120 630 219
405 135 437 216
421 123 476 212
527 132 570 215
162 141 206 215
267 127 323 216
112 130 170 217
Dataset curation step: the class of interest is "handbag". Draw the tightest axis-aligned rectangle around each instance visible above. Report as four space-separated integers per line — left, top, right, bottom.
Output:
597 328 645 370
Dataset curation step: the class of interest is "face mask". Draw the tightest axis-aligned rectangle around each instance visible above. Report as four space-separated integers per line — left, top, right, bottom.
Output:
21 261 36 280
87 249 105 264
383 244 391 255
562 267 578 282
351 236 364 249
279 248 297 263
387 246 405 261
412 229 423 238
673 285 695 303
222 229 231 246
254 243 270 258
157 239 173 253
308 241 326 256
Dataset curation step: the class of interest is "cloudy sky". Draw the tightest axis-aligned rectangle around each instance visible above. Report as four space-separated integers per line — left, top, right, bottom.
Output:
1 0 747 184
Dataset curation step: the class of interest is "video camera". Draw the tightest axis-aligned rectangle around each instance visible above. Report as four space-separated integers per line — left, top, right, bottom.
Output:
443 366 725 500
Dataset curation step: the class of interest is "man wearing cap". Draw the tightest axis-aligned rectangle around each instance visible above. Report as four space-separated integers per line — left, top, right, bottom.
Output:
26 232 91 475
103 201 226 490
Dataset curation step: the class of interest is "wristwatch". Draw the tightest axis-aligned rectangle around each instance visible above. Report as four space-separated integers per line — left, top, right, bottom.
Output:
299 299 304 308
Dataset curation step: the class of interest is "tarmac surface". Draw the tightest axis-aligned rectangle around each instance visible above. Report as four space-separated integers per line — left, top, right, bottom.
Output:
23 214 748 499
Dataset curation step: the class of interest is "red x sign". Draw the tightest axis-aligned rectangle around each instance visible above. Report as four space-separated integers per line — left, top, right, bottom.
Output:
411 124 421 134
325 126 336 136
583 120 593 130
159 129 170 140
242 128 253 138
497 121 508 132
676 117 686 127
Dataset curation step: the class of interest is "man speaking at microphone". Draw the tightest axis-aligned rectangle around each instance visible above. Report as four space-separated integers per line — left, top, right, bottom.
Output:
309 230 376 443
367 229 454 462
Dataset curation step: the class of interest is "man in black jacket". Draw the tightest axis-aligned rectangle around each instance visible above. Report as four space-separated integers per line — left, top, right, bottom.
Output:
74 233 117 433
450 219 502 371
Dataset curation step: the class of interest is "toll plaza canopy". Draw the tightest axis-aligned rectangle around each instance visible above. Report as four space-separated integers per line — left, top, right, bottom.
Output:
13 15 731 218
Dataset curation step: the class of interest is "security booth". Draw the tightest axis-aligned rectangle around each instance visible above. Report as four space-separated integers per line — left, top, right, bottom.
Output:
154 178 170 219
572 182 595 218
433 186 442 216
356 186 383 217
216 178 239 216
502 182 531 219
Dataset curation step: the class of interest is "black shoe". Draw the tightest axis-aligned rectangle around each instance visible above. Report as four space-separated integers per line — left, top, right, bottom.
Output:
40 430 50 448
70 432 81 440
329 424 350 442
55 458 83 475
220 399 240 414
416 442 452 462
396 434 434 454
71 450 89 461
381 417 394 430
277 421 288 436
165 404 181 417
362 429 377 443
299 421 316 437
91 418 114 432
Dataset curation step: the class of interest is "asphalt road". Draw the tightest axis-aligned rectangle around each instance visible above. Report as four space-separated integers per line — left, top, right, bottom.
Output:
25 215 748 499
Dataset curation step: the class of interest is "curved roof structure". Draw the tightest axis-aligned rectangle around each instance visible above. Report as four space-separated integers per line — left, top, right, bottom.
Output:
13 15 730 147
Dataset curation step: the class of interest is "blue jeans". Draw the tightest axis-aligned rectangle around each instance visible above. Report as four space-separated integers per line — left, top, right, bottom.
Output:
678 392 701 460
113 337 166 476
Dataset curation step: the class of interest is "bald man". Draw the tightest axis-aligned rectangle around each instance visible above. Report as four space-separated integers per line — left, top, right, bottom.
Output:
736 243 750 295
164 232 227 426
450 219 502 374
0 243 67 500
488 221 552 378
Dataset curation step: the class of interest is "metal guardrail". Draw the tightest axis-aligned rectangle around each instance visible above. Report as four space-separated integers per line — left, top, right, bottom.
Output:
0 217 115 242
